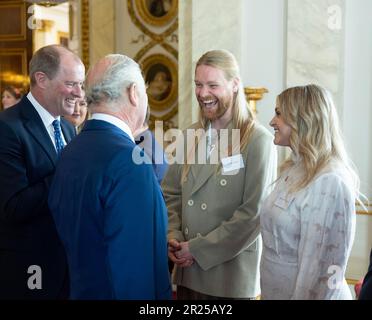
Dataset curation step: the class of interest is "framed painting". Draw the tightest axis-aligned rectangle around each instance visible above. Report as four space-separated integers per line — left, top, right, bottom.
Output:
136 0 178 27
141 53 177 112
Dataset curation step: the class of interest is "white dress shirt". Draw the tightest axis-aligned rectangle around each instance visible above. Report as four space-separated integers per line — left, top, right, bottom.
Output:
90 113 135 143
27 92 66 150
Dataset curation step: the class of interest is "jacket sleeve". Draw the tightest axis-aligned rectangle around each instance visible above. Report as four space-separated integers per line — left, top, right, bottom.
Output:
189 130 278 270
0 119 53 223
103 150 171 299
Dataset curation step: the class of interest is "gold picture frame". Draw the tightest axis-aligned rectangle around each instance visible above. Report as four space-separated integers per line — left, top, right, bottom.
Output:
136 0 178 27
141 54 177 112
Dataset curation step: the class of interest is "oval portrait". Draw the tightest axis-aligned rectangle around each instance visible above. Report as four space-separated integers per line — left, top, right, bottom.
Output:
136 0 178 27
141 54 178 111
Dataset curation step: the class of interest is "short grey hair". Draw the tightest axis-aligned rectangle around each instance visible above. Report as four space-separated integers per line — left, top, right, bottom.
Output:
86 54 144 105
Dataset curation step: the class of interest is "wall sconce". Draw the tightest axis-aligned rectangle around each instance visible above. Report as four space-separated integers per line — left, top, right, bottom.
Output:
244 87 269 114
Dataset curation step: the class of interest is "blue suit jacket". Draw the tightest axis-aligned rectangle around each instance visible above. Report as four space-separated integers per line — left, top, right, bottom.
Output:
135 128 168 184
360 248 372 300
0 96 75 299
48 119 172 300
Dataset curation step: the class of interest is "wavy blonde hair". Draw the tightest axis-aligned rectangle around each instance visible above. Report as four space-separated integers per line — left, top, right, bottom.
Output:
181 50 256 182
278 84 360 194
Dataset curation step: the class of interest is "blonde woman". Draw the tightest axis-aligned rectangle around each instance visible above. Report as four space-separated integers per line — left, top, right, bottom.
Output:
162 50 277 299
260 84 359 299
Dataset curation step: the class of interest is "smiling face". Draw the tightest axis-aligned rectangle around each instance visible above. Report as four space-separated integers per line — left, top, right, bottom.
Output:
269 104 292 147
194 64 236 121
64 94 88 128
44 52 85 117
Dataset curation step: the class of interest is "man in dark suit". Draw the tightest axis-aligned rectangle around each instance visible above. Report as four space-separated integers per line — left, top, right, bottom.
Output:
0 45 85 299
359 248 372 300
48 54 172 299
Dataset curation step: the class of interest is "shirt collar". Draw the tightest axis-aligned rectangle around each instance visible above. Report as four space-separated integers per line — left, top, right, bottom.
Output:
90 113 135 143
27 92 60 127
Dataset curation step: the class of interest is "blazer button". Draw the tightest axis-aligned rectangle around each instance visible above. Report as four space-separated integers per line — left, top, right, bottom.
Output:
220 179 227 186
188 199 194 206
201 203 207 210
184 227 189 235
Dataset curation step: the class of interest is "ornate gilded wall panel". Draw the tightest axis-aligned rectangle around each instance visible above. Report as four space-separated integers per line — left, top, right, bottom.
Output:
0 1 26 41
127 0 178 130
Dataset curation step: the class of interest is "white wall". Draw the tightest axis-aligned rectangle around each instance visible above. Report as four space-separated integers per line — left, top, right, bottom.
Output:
343 0 372 199
241 0 286 132
343 0 372 280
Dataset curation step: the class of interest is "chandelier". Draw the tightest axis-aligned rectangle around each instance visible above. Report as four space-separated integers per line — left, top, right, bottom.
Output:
25 0 68 7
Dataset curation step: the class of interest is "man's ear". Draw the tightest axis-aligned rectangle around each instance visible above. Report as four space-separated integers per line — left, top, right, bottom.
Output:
128 83 138 106
34 72 49 89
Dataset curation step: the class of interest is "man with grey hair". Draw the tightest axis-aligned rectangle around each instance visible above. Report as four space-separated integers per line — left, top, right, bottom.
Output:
0 44 84 299
48 54 172 300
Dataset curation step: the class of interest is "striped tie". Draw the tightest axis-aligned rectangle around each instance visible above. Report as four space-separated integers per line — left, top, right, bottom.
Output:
52 119 65 156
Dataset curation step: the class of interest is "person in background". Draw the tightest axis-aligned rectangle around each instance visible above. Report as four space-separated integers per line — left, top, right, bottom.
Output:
64 92 89 133
1 86 23 110
162 49 277 300
48 54 171 300
0 44 84 299
134 106 168 184
260 84 360 300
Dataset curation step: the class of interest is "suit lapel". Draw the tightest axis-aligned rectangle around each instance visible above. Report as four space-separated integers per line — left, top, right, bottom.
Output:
189 121 234 196
189 137 219 196
20 98 58 165
61 119 75 143
190 163 217 196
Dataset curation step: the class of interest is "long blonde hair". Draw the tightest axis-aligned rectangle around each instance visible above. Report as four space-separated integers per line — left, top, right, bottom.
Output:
278 84 359 193
181 50 255 182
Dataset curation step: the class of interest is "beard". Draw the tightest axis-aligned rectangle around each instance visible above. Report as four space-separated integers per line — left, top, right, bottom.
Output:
198 94 233 121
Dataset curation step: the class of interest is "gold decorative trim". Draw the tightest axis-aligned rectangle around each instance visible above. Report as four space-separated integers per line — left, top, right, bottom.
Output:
356 201 372 215
356 211 372 216
136 0 178 27
40 19 55 32
347 278 361 286
244 87 269 114
80 0 89 69
128 0 178 61
134 40 157 62
0 48 29 88
161 42 178 59
140 53 178 113
0 2 26 41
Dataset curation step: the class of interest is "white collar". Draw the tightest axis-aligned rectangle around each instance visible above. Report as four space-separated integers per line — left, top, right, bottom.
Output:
90 113 135 143
27 92 60 127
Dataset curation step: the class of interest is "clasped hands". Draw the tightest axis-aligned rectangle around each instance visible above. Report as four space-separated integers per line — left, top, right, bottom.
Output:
168 239 194 268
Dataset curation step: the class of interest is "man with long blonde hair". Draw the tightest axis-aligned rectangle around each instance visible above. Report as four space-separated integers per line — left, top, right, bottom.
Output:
162 49 277 299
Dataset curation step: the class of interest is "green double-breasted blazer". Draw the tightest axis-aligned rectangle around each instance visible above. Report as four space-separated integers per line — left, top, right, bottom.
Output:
162 122 277 298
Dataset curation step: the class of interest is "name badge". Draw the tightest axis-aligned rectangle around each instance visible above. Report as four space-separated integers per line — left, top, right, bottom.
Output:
274 192 294 210
221 154 244 175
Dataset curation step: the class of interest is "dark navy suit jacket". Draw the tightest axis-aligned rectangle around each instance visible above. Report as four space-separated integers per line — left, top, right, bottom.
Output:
0 96 75 299
359 248 372 300
135 128 168 184
48 119 172 300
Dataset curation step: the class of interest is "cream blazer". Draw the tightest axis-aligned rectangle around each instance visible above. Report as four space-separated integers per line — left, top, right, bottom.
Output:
162 122 277 298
